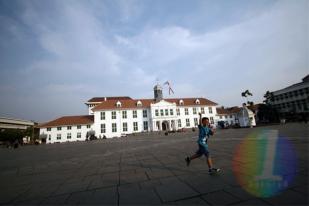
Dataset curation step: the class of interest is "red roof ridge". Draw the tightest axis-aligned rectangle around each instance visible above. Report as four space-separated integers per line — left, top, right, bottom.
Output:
39 115 94 128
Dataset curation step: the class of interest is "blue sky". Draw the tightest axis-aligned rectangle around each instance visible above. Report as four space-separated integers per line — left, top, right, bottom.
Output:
0 0 308 122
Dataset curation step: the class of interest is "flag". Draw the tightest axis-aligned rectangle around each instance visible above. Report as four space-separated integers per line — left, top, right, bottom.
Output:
164 81 174 95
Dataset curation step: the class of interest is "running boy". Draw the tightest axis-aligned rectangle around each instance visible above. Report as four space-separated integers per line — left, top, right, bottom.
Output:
185 112 220 174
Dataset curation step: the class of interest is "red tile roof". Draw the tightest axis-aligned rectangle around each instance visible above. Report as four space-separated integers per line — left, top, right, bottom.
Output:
92 97 217 111
216 107 241 115
39 115 94 128
166 98 217 106
87 96 132 102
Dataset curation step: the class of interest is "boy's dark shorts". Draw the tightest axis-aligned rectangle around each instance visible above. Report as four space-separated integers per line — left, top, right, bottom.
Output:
196 144 210 157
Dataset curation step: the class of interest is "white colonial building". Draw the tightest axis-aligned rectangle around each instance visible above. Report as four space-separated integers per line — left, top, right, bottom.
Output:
216 105 256 128
39 84 218 143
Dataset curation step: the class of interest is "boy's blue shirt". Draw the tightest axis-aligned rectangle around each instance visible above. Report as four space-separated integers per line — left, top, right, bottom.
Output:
197 125 213 148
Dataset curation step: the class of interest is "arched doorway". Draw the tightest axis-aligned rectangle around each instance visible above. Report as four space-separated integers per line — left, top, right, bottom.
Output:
162 121 169 131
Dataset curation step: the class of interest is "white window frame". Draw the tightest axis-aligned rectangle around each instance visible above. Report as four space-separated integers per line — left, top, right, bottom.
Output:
201 107 205 114
112 123 117 133
133 122 138 131
208 107 213 114
123 122 128 132
186 119 190 127
185 108 189 115
101 124 106 133
122 111 127 119
193 108 197 114
194 118 198 126
143 121 148 131
133 110 137 118
100 112 105 120
143 110 147 118
112 111 116 119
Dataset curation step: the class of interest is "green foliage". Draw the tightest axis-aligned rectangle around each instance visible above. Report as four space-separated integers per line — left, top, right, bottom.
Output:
0 128 32 141
241 90 253 97
263 91 274 104
257 104 280 123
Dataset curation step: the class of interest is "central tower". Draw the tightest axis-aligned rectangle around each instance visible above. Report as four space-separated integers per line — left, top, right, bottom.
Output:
153 84 163 102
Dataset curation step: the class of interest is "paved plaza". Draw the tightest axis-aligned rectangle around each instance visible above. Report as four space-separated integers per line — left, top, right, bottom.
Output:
0 123 308 205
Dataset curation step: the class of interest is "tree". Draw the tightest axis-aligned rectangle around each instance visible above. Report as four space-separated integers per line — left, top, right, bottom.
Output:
263 91 274 104
257 104 279 123
0 129 24 142
241 90 253 106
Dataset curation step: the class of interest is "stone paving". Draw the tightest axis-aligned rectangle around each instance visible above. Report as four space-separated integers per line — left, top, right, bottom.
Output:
0 123 308 205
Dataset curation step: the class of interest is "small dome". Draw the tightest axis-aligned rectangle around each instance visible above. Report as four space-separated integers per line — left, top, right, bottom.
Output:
153 84 162 90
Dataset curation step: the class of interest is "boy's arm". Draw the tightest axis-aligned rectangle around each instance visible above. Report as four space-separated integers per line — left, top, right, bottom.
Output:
209 125 215 135
199 112 202 126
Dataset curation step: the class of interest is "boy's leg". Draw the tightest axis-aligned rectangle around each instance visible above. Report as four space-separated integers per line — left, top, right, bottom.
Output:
206 157 213 169
190 153 202 160
185 153 202 166
207 156 220 173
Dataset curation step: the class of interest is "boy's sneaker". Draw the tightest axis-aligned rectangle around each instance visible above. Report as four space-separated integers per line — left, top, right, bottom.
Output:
208 168 220 174
185 157 191 166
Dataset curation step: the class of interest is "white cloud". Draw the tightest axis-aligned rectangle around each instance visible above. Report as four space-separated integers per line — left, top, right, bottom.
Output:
0 0 307 121
21 0 122 77
115 0 308 106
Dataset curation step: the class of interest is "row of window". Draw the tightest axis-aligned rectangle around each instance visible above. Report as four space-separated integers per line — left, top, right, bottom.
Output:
178 117 215 127
219 115 233 119
155 108 174 116
101 121 149 133
53 117 216 138
55 132 82 140
99 117 215 133
273 100 308 111
47 125 91 131
155 107 213 117
272 88 309 102
101 110 148 120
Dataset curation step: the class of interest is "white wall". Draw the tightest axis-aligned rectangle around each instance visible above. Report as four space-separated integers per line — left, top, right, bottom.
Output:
216 114 237 126
40 124 94 144
94 108 150 138
176 105 217 128
40 104 218 142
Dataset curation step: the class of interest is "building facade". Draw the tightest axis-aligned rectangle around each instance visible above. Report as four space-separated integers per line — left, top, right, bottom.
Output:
216 108 238 126
39 85 218 143
265 75 309 116
216 105 256 128
0 117 35 130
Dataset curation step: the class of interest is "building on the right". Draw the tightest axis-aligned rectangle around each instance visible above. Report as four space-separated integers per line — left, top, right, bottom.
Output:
265 75 309 119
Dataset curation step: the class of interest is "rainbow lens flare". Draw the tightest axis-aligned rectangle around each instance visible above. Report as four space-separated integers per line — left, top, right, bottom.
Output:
232 129 297 198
